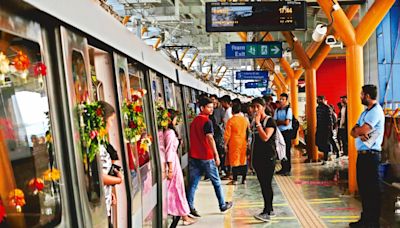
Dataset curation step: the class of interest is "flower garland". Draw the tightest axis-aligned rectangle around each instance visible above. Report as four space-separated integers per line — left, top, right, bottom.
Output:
187 104 196 123
8 189 25 213
155 100 171 129
43 168 61 181
122 89 147 143
79 102 109 162
28 178 44 195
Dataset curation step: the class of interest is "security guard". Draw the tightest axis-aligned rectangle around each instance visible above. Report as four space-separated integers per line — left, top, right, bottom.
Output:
350 85 385 228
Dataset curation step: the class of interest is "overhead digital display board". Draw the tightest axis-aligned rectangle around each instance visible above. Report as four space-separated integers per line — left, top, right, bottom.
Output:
206 1 307 32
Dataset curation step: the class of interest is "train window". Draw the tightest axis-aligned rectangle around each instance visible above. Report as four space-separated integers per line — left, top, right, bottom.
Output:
71 50 102 206
0 31 62 227
174 85 187 154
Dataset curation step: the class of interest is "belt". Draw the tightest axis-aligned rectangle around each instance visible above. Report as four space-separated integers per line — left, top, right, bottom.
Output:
358 150 380 155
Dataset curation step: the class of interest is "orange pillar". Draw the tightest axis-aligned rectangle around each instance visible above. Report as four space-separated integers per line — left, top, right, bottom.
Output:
289 76 299 145
305 69 318 161
346 45 364 193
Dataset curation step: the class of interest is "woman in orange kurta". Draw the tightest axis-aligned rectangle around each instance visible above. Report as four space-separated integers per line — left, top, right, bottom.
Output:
224 102 249 185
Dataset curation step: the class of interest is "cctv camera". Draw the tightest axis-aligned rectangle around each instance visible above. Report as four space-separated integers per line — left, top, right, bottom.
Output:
325 35 337 45
312 24 327 42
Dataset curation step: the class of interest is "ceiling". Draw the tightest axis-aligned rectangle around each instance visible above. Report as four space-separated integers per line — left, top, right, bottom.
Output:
102 0 364 95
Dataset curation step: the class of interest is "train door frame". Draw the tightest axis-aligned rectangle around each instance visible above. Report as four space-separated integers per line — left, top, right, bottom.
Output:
58 26 108 227
0 5 74 227
141 68 164 227
113 53 144 227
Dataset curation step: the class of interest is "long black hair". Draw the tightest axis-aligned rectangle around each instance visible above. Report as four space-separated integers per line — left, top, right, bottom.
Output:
166 109 180 138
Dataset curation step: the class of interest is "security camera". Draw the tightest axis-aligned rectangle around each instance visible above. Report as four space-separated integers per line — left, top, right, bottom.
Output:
312 24 327 42
325 35 337 46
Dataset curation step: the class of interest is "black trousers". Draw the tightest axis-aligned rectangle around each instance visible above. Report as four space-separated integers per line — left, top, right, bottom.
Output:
357 153 381 225
281 130 292 172
254 158 276 213
232 165 247 182
338 128 348 155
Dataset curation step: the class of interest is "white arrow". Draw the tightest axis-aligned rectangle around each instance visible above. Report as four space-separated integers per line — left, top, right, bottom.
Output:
271 45 280 55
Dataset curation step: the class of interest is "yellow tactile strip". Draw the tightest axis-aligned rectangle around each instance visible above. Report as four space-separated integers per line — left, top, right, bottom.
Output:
274 175 327 228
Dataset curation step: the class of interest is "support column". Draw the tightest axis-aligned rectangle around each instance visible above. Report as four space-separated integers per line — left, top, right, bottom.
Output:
305 69 318 161
290 76 299 145
346 44 364 193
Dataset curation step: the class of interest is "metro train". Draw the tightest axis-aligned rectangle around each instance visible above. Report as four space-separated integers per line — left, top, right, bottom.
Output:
0 0 250 227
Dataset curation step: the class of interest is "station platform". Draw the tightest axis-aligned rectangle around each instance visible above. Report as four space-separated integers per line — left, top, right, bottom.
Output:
184 150 400 228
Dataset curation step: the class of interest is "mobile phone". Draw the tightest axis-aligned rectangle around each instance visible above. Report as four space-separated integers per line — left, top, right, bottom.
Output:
108 164 122 177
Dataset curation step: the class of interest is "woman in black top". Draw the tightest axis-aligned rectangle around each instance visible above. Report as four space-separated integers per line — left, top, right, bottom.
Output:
251 98 277 222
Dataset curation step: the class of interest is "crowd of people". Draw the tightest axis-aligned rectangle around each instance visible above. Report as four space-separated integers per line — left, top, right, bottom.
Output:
96 84 384 228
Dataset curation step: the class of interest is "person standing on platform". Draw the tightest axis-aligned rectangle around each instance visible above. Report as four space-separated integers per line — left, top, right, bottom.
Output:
316 95 334 165
263 95 275 116
274 93 293 176
220 95 233 180
224 102 249 185
251 98 277 222
349 85 384 228
164 109 196 226
338 95 348 156
210 95 226 176
187 97 233 218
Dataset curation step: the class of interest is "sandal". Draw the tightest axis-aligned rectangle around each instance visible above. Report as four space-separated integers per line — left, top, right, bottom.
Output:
182 218 197 226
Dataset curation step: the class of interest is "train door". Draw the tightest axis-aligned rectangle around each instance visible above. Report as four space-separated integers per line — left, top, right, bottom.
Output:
88 47 129 228
129 65 162 227
113 53 143 227
0 7 69 228
59 26 108 227
174 85 189 169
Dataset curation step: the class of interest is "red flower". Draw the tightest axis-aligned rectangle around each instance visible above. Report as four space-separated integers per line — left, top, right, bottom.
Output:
134 106 143 113
89 130 98 139
33 62 47 77
0 199 5 223
167 112 171 117
96 108 102 116
28 178 44 194
129 121 137 129
132 95 139 101
13 51 30 71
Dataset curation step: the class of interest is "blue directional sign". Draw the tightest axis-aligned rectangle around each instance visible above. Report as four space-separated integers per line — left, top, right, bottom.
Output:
226 42 282 59
236 71 268 80
245 80 268 89
261 88 273 95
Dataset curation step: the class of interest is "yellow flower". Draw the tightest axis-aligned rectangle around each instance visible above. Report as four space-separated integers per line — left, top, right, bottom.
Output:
43 168 61 181
161 120 168 127
98 128 108 138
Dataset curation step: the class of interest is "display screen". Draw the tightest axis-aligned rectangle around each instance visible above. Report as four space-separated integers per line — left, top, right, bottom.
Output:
206 1 307 32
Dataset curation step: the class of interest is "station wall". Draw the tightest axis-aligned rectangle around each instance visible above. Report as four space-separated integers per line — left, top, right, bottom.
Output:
316 58 347 114
377 0 400 108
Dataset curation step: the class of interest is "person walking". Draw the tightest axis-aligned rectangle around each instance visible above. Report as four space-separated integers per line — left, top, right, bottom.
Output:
338 95 348 156
274 93 293 176
349 85 384 228
164 109 196 226
224 102 249 185
251 98 277 222
316 96 334 165
187 97 233 217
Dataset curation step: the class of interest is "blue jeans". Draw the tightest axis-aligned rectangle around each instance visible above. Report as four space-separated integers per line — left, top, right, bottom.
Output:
187 158 225 209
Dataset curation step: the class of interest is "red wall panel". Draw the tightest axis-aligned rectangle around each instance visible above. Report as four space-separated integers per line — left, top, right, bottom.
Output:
316 58 347 114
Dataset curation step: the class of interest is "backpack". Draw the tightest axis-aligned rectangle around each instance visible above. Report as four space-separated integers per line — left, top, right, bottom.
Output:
263 117 287 160
283 105 299 140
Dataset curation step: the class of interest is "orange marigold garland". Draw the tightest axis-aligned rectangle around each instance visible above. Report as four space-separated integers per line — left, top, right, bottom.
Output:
43 168 61 181
28 178 45 195
13 51 30 72
8 189 26 213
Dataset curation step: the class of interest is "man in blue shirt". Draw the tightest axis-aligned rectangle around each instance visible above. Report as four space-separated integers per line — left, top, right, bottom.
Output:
350 85 385 228
274 93 293 176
